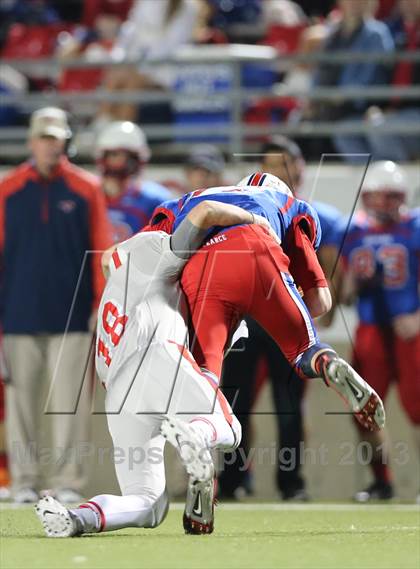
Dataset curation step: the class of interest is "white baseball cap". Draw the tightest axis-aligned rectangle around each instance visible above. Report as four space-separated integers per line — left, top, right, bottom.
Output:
29 107 72 140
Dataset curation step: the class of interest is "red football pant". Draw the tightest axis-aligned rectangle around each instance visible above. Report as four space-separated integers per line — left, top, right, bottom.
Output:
181 225 317 379
352 322 420 424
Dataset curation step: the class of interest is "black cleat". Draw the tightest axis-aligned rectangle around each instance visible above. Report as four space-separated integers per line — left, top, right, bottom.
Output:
354 481 395 502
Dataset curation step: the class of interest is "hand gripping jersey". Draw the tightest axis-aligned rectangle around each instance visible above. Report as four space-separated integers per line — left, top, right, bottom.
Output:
95 231 187 386
342 210 420 324
155 183 322 250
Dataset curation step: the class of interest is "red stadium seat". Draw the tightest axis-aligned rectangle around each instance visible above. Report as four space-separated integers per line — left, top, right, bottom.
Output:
1 23 71 59
58 68 104 92
58 40 114 92
262 24 306 54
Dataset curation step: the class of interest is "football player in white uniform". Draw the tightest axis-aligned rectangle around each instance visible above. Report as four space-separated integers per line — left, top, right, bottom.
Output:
35 200 277 536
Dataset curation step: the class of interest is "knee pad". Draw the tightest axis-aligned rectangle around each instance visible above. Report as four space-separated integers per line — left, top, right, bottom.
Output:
296 343 337 379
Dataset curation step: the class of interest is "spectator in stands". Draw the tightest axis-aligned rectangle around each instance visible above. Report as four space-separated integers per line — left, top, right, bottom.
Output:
303 0 394 162
82 0 133 27
262 0 307 27
219 136 343 500
365 0 420 160
0 0 59 26
0 64 28 126
95 120 171 242
208 0 263 41
95 0 200 125
0 107 112 503
56 12 121 61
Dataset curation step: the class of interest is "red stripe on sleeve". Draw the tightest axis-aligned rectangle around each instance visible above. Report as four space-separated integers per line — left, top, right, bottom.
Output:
279 195 295 214
112 250 122 269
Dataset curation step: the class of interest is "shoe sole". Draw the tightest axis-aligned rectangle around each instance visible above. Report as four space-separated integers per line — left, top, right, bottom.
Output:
184 478 215 535
35 496 76 538
161 417 214 482
325 358 385 431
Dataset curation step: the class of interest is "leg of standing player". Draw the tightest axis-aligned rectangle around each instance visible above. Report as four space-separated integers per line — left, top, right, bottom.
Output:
266 342 307 500
394 329 420 481
219 319 263 498
352 323 394 501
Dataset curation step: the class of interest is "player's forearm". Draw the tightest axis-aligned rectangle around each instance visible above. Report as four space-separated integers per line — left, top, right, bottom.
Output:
171 201 255 259
304 286 332 318
187 200 254 230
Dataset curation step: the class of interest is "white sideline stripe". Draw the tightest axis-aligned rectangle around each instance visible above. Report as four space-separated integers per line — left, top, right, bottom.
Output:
0 502 418 512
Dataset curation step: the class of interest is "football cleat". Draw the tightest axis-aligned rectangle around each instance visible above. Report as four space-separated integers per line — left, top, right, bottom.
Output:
161 416 214 483
183 477 215 535
35 496 80 538
322 357 385 432
354 481 395 502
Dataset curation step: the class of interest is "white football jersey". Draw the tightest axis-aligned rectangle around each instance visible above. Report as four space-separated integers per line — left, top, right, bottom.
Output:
96 231 188 386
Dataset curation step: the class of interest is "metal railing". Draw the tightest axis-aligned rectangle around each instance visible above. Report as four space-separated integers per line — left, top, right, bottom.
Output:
1 45 420 159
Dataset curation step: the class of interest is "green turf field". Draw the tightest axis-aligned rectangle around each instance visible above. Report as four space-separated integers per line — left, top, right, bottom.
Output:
1 504 419 569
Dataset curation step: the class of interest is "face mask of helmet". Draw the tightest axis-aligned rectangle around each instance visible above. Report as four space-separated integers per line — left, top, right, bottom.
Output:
99 150 142 180
362 190 406 223
361 161 408 224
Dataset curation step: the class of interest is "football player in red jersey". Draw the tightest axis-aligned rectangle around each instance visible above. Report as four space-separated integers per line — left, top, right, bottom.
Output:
341 161 420 501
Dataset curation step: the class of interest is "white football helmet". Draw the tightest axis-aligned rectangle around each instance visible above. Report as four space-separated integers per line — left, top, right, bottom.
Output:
362 161 407 195
237 172 292 195
362 161 408 222
95 121 151 162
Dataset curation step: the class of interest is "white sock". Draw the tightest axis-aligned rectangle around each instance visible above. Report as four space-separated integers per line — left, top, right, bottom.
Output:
190 415 239 451
72 492 167 533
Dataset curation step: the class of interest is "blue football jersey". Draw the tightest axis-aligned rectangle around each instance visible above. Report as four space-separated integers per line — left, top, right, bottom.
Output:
312 201 343 248
161 184 322 249
107 180 171 242
341 210 420 324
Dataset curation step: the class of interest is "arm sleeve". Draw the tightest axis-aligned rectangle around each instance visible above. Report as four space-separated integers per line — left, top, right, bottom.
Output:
286 222 328 293
89 183 113 309
170 217 207 259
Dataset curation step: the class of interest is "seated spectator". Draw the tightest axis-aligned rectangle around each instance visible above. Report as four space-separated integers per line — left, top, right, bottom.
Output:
1 0 60 26
56 11 122 93
0 64 28 126
95 0 200 125
262 0 307 27
365 0 420 160
210 0 262 26
302 0 394 162
82 0 133 27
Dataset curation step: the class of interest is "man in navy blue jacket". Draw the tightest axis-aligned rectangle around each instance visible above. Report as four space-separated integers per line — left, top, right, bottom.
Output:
0 107 112 503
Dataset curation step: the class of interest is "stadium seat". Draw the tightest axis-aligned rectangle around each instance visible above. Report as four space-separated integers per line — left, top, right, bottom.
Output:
1 23 71 59
262 24 306 54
